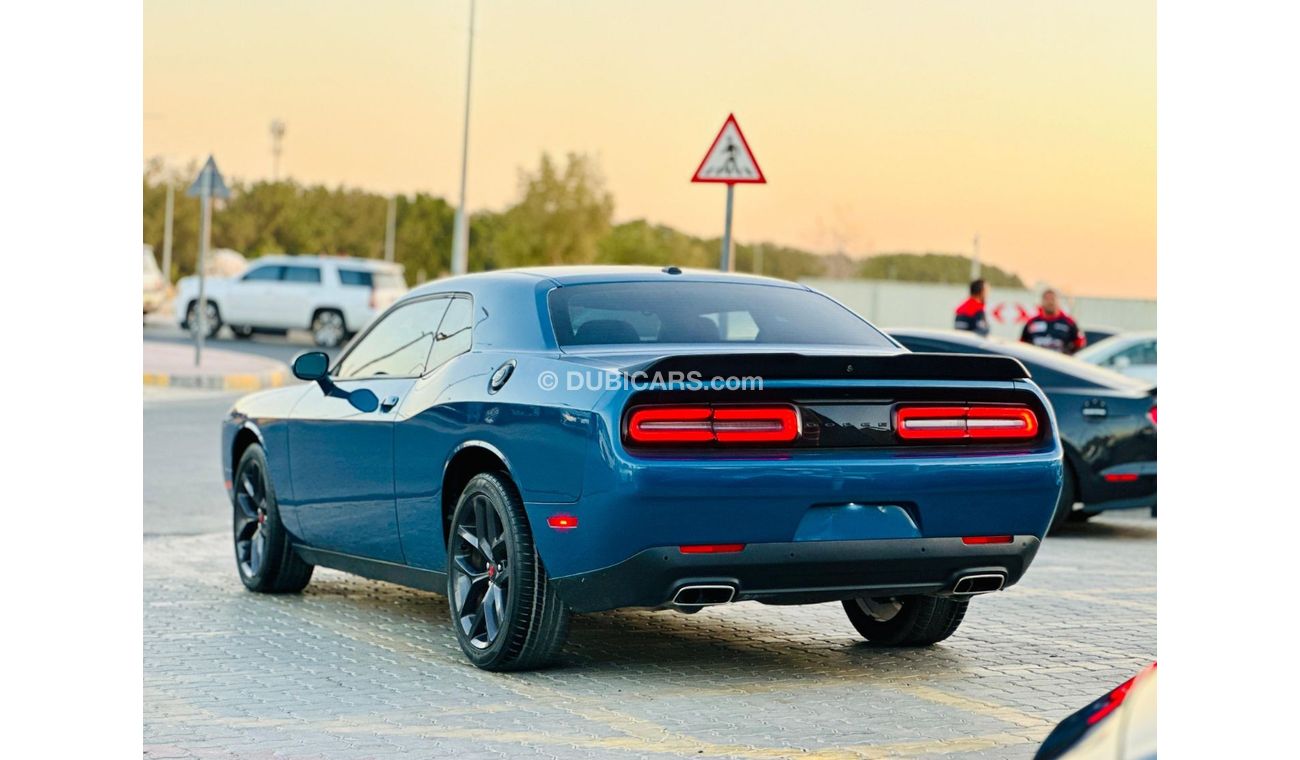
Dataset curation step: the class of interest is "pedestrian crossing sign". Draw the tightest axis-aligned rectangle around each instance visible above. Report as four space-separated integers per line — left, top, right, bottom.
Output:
691 114 766 184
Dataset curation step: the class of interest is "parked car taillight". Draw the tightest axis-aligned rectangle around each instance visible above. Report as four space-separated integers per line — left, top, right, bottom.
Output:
894 405 1039 442
1147 404 1157 426
369 287 378 310
625 405 800 445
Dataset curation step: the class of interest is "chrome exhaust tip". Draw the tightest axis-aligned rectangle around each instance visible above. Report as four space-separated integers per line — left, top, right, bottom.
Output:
671 584 736 607
952 573 1005 595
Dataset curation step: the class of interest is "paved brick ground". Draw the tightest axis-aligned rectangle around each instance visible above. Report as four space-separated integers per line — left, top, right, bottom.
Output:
144 514 1154 759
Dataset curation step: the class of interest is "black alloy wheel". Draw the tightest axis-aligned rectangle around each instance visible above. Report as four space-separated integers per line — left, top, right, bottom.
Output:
451 490 510 651
232 444 313 593
447 472 570 671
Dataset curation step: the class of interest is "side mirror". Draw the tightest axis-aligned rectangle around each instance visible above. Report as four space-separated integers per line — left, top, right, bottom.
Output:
292 351 330 381
292 351 378 413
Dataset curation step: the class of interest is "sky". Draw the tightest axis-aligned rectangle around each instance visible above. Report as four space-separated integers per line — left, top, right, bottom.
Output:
144 1 1154 298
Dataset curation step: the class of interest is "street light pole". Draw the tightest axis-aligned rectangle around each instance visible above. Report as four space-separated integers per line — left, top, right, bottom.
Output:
450 0 476 276
384 195 397 262
270 119 286 181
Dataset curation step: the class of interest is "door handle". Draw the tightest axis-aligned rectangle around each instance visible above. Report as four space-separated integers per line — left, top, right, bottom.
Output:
380 395 400 412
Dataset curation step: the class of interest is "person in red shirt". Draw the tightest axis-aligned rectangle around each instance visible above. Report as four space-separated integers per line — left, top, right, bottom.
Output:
1020 289 1086 354
954 279 989 337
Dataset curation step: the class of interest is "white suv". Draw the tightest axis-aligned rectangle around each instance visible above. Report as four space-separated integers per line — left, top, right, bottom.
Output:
177 255 408 347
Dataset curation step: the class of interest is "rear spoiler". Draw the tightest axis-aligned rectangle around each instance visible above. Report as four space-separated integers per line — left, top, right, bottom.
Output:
628 352 1030 382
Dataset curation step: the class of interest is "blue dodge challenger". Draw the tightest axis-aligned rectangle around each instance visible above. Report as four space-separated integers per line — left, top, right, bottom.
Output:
222 266 1063 670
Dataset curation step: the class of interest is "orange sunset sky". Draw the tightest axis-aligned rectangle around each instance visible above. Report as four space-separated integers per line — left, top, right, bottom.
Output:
144 1 1154 298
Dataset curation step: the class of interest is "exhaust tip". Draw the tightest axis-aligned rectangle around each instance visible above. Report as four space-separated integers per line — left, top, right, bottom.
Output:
671 584 736 607
952 573 1005 595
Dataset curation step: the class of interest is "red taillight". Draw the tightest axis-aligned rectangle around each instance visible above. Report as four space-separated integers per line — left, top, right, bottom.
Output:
1104 473 1140 483
679 544 745 554
895 405 1039 441
1087 674 1138 726
962 535 1014 545
626 406 714 443
626 405 799 445
546 514 578 530
1147 405 1157 426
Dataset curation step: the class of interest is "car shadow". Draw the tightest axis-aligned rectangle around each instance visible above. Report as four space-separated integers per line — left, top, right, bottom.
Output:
1051 513 1156 541
300 576 982 680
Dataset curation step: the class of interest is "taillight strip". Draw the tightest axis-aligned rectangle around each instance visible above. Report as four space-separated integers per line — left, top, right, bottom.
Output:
626 405 800 445
896 405 1039 442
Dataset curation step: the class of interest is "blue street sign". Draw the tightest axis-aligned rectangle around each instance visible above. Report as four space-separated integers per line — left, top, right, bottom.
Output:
187 156 230 200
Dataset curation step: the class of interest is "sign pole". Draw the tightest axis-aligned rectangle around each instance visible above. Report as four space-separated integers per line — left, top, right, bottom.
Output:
690 114 765 273
721 183 735 272
187 156 230 368
194 184 211 367
162 184 174 284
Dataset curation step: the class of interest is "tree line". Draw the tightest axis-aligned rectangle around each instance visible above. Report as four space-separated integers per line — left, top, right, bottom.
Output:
143 153 1021 288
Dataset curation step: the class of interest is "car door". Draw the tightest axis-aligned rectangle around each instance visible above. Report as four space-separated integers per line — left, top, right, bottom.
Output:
277 264 324 328
289 295 452 561
393 295 476 571
225 264 283 326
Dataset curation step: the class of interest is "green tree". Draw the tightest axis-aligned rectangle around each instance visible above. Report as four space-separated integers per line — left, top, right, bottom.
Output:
858 253 1024 287
492 153 614 267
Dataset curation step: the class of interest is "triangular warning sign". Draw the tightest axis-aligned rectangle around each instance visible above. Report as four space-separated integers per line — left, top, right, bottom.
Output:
691 114 766 184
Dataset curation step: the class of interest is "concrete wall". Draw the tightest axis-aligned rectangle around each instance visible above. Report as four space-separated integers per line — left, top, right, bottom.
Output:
800 278 1156 340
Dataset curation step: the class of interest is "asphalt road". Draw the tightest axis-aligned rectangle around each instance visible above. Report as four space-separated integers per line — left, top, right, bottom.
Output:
144 386 1156 759
144 322 341 367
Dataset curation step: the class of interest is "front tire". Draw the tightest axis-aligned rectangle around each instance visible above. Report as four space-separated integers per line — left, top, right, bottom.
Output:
186 300 222 339
447 472 570 671
842 595 968 646
232 444 313 593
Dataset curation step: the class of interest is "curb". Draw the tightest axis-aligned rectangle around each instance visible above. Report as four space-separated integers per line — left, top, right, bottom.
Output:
143 368 290 392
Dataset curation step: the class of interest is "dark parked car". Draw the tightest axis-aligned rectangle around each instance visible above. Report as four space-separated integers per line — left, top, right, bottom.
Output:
889 329 1155 530
222 268 1064 671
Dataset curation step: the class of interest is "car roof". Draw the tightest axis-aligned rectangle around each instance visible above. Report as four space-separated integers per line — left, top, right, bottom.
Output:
249 254 402 271
405 265 809 298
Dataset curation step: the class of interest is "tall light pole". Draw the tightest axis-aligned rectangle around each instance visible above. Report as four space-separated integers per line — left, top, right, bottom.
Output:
384 195 397 262
450 0 476 276
971 233 982 280
270 119 286 181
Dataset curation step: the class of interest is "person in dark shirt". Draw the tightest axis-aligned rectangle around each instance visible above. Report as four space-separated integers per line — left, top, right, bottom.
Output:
1020 289 1086 354
954 279 990 337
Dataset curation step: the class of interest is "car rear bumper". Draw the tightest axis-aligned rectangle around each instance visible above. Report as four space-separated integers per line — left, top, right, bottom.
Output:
550 535 1041 613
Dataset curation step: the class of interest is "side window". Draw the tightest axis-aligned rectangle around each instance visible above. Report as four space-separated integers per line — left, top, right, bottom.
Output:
338 269 373 287
242 265 283 282
282 265 322 284
427 297 474 370
334 297 451 379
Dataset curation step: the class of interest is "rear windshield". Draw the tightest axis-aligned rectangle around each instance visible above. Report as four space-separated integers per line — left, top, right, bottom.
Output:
547 282 894 348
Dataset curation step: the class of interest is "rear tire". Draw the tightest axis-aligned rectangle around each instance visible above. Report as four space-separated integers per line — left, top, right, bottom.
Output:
843 595 968 646
311 309 346 347
232 325 254 339
232 444 313 593
447 472 570 671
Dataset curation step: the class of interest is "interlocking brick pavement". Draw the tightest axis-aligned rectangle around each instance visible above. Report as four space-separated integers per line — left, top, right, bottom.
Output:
144 514 1154 759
